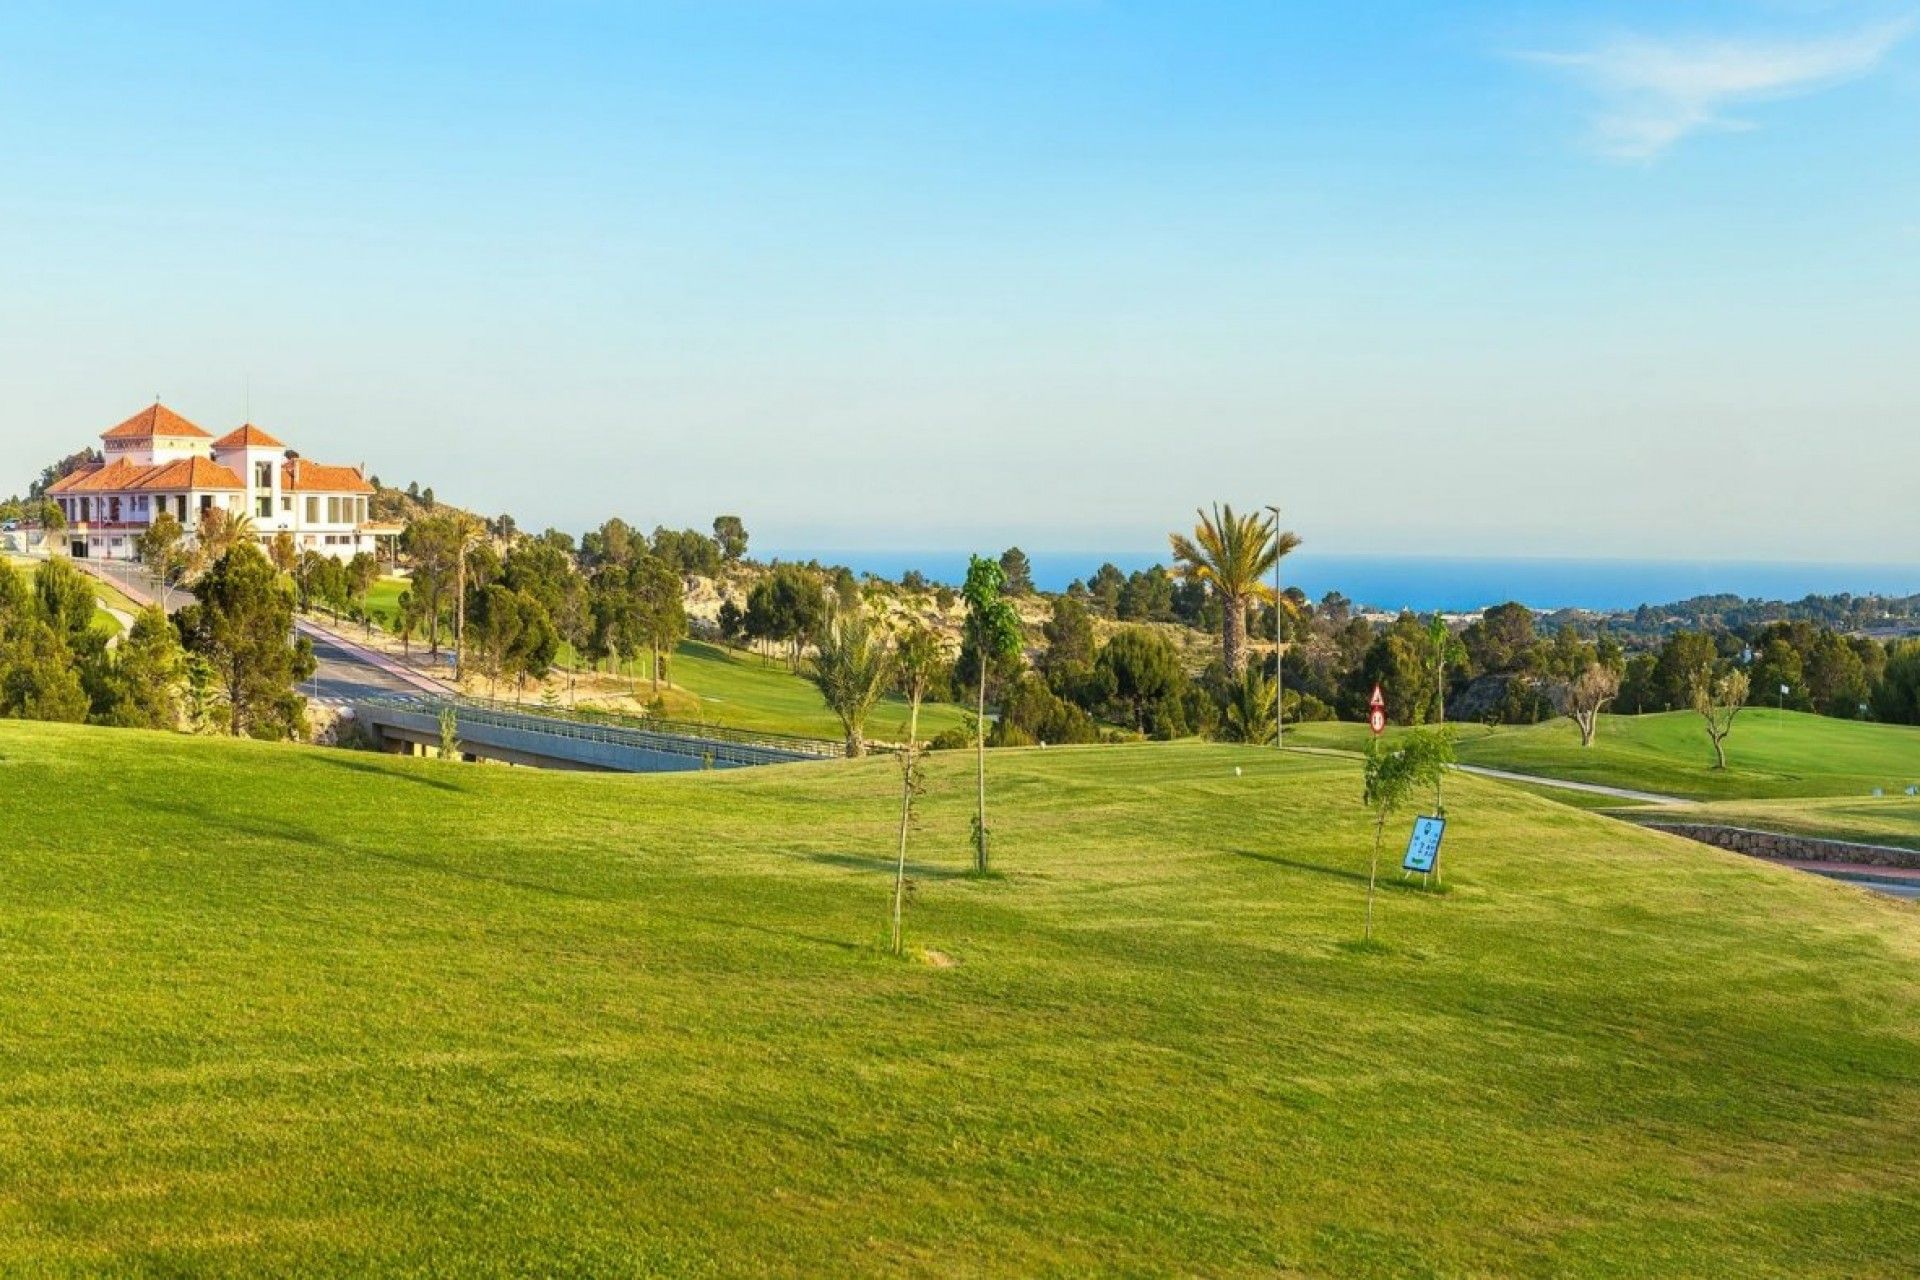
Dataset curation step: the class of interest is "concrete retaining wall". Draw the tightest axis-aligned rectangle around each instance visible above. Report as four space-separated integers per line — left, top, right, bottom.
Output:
1639 822 1920 870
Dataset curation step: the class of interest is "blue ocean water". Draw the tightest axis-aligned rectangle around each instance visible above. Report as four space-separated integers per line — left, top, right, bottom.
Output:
768 550 1920 614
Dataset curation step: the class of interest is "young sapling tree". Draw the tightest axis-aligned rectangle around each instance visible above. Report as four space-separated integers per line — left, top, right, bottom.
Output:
1361 728 1456 940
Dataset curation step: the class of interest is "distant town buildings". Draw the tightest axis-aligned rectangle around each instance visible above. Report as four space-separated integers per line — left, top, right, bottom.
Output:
46 403 384 562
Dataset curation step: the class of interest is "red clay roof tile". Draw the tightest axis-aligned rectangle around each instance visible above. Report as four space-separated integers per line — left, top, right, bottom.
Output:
282 459 373 494
211 423 286 450
101 403 213 441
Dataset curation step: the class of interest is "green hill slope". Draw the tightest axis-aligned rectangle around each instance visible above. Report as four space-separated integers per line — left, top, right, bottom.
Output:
1291 709 1920 801
663 639 973 741
1 723 1917 1275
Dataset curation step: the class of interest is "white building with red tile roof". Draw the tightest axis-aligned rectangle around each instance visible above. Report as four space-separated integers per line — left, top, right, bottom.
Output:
47 403 379 562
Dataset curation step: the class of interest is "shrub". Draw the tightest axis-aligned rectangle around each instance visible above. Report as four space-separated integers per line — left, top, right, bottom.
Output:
992 674 1099 746
927 725 973 752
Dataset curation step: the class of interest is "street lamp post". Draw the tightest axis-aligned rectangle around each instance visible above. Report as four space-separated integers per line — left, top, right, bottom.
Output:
1265 504 1284 750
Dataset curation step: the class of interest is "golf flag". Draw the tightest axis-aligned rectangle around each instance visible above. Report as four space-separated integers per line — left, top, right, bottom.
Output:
1780 684 1790 696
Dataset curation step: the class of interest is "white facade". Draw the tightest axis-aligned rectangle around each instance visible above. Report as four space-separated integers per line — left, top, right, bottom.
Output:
48 405 378 563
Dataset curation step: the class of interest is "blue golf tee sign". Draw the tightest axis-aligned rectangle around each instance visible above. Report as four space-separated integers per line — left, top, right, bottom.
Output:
1403 815 1446 875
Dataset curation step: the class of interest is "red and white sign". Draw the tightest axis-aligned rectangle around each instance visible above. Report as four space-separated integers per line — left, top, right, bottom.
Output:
1368 684 1387 736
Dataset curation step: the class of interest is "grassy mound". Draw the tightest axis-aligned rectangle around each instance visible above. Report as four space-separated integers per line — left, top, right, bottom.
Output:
1 722 1917 1274
1291 709 1920 801
646 639 973 742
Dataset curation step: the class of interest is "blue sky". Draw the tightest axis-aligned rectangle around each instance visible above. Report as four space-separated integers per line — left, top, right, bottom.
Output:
2 1 1915 558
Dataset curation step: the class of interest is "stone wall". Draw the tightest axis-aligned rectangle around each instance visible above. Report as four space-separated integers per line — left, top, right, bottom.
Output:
1639 822 1920 870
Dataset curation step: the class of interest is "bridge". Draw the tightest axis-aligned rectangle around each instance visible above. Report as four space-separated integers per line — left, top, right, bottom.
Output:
354 694 845 772
60 556 845 774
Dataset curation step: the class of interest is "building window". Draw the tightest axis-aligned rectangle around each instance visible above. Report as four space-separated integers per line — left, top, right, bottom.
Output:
257 496 273 518
176 496 187 521
306 496 320 523
281 496 292 513
255 460 273 488
200 495 213 512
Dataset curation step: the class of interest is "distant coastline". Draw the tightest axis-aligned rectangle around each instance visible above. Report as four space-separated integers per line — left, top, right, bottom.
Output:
767 550 1920 614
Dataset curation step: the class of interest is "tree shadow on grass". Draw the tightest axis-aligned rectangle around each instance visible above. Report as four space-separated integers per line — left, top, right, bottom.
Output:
673 911 864 953
306 749 465 793
141 798 608 903
350 846 612 902
1237 850 1445 897
1232 849 1370 886
798 850 974 881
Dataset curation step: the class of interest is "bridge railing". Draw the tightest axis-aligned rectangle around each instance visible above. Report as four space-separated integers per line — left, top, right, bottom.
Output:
442 692 849 760
355 693 846 767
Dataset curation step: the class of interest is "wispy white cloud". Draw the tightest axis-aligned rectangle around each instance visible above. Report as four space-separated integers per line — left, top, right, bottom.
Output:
1522 18 1914 158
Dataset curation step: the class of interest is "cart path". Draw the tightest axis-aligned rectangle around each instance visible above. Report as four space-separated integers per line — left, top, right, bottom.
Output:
1452 763 1687 807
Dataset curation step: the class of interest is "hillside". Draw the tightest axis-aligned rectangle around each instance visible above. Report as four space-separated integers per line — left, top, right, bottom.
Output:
1288 709 1920 802
649 639 973 741
2 722 1917 1274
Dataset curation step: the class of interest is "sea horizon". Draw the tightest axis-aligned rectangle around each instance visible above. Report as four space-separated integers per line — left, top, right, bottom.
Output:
766 550 1920 614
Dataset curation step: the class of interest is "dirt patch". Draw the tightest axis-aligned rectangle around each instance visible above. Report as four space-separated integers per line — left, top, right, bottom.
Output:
919 949 958 969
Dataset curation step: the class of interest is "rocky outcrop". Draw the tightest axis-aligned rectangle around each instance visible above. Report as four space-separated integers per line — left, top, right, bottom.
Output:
1447 673 1550 724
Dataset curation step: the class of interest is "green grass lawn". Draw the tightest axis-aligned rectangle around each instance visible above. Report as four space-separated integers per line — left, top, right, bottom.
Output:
661 639 972 742
1 721 1916 1275
84 576 146 641
363 573 408 622
1289 709 1920 802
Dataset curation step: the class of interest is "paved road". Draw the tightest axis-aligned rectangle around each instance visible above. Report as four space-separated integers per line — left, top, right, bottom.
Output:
77 559 438 710
1784 861 1920 901
303 629 428 707
1840 877 1920 901
1288 743 1688 807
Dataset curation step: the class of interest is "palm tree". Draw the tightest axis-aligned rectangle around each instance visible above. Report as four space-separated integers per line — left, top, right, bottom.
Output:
191 508 254 575
1169 503 1300 678
448 512 485 683
808 604 894 758
1221 666 1277 744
